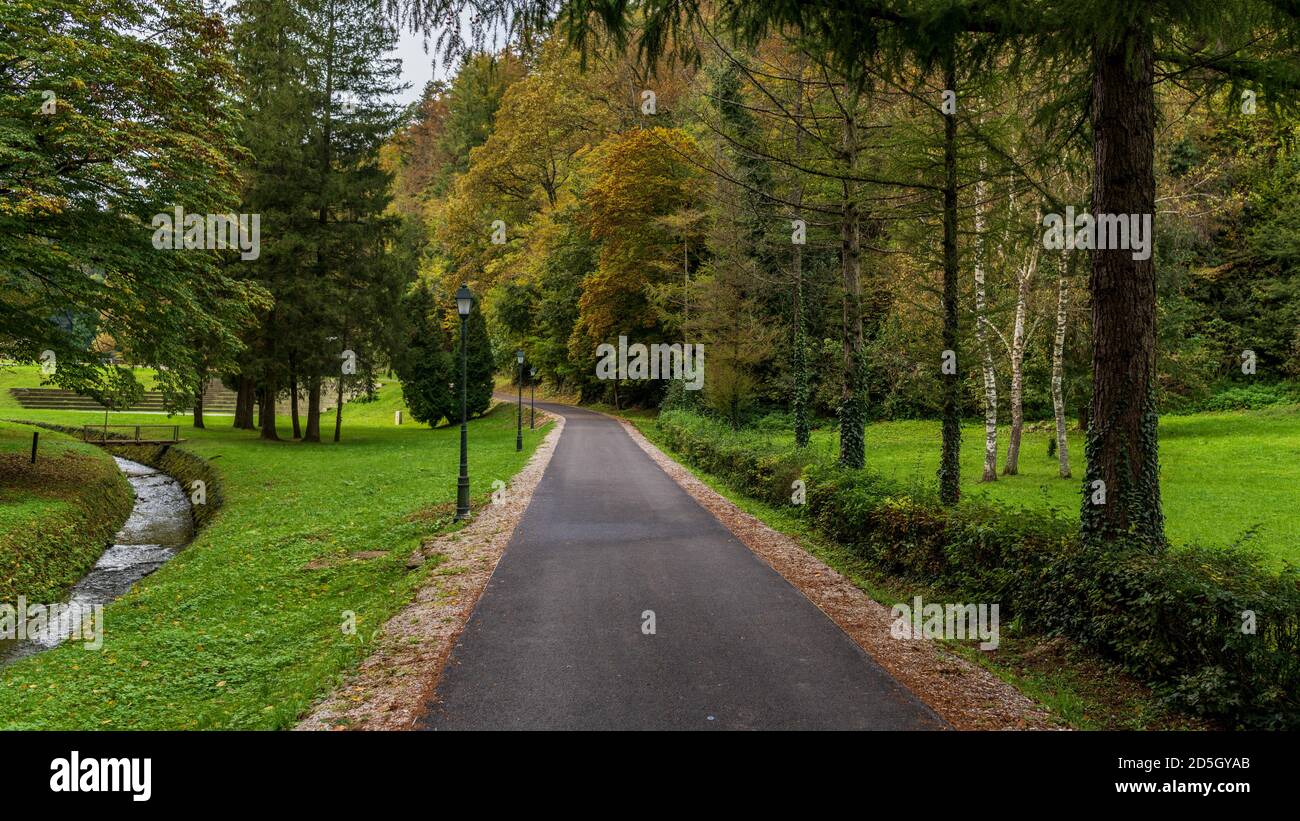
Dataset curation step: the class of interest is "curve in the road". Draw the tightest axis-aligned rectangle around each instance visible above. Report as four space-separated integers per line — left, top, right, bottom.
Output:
420 402 947 730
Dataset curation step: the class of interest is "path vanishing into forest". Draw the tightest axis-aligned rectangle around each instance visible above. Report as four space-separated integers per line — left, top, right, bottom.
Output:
420 402 945 730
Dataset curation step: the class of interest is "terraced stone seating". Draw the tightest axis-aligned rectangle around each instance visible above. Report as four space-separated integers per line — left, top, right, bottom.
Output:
9 381 238 413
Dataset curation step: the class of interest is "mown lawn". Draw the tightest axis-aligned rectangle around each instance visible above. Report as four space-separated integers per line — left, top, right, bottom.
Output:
0 421 134 604
0 364 161 402
629 418 1216 730
0 379 548 729
686 407 1300 566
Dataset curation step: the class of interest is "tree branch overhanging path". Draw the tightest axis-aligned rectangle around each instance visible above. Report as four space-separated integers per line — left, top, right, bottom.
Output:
391 0 1300 549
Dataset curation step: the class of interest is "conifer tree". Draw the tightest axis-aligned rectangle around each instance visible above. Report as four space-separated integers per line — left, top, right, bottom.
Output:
395 284 456 426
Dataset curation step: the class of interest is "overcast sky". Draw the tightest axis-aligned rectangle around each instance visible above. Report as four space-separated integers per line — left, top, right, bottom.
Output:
388 27 441 106
386 11 507 106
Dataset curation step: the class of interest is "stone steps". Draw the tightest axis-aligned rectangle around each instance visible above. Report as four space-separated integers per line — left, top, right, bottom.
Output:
10 381 239 413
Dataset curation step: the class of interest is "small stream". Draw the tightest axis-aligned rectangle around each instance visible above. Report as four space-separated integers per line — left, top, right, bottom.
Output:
0 456 194 664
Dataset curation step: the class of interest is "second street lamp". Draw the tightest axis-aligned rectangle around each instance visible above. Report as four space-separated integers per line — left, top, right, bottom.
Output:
529 366 537 429
515 349 524 451
455 284 473 521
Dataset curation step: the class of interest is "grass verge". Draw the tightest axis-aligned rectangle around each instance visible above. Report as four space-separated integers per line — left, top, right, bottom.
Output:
770 409 1300 567
626 413 1212 730
0 382 547 729
0 421 133 605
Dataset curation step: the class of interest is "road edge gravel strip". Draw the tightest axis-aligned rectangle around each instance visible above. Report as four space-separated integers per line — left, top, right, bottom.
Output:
296 409 564 731
614 416 1057 731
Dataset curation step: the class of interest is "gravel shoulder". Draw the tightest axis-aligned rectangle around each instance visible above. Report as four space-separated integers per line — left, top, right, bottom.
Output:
615 415 1056 731
296 410 564 730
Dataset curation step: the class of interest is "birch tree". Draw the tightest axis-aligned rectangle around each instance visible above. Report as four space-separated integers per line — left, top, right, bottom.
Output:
1051 248 1072 478
973 171 998 481
1003 207 1041 475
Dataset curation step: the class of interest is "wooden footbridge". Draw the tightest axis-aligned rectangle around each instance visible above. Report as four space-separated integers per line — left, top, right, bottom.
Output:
82 424 184 446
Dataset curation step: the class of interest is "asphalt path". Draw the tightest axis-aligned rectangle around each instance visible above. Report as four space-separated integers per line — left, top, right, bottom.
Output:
420 401 946 730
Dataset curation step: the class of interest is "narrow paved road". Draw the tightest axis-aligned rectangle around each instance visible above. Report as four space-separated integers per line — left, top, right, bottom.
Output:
421 402 946 730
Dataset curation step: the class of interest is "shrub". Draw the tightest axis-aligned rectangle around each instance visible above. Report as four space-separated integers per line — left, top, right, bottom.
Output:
655 409 1300 728
1168 381 1300 414
656 409 811 508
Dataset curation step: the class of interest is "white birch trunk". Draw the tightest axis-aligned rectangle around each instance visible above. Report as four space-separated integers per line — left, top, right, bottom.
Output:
1003 215 1040 475
1052 249 1072 478
973 174 998 481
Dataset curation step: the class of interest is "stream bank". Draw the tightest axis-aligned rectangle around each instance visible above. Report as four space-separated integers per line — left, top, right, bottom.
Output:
0 455 193 663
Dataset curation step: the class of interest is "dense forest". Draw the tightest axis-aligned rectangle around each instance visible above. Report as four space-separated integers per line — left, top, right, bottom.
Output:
6 0 1300 547
385 4 1300 522
395 28 1300 424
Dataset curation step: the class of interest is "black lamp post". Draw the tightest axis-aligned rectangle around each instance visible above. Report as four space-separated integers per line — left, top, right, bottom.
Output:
529 366 537 429
455 283 473 521
515 349 524 451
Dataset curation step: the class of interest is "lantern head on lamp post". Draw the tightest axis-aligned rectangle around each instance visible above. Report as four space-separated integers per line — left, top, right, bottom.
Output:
455 284 473 520
456 284 474 318
515 349 525 451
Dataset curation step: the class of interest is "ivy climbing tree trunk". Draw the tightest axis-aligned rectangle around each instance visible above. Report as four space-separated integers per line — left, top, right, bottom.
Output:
1081 21 1165 548
937 56 961 504
837 89 865 470
791 73 810 450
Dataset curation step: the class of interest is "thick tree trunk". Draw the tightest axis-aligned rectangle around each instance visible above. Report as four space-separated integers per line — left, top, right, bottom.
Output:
303 375 321 442
234 375 255 429
838 92 865 470
193 376 205 429
259 383 279 441
290 357 301 439
937 57 961 504
973 174 998 481
1052 250 1072 478
1003 228 1039 475
1083 22 1164 547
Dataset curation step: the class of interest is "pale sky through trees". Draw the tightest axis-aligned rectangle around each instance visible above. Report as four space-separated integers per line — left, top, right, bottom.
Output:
387 8 506 106
388 26 438 105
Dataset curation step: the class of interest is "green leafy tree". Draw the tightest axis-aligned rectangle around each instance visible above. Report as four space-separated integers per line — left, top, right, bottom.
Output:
1 0 262 399
232 0 406 442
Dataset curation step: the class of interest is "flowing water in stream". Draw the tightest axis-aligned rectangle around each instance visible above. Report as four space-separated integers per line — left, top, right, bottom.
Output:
0 456 193 664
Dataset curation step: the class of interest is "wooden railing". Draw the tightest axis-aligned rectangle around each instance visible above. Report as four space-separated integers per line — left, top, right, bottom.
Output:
82 425 182 445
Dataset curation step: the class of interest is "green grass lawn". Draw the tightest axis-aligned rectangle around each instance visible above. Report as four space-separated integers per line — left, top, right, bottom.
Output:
0 364 161 402
0 379 548 729
652 406 1300 567
630 418 1212 730
0 421 134 604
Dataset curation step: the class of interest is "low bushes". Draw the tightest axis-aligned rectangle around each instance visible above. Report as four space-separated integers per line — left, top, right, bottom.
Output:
1167 381 1300 414
656 409 1300 729
653 409 811 508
